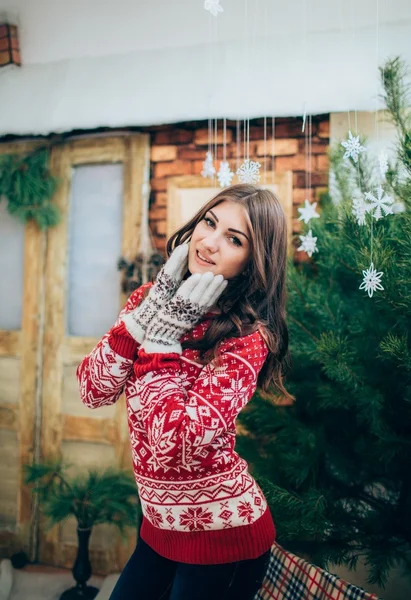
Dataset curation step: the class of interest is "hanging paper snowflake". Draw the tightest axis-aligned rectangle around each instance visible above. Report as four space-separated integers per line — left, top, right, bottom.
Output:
204 0 223 17
201 151 216 179
378 150 389 179
359 262 384 298
217 161 234 187
236 159 261 184
352 197 370 226
341 131 366 163
364 186 393 220
297 199 320 224
297 229 318 258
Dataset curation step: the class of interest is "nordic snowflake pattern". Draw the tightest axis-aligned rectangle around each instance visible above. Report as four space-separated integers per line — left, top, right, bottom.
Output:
236 159 261 184
217 161 234 187
341 131 366 163
352 197 370 226
378 150 389 179
204 0 223 17
364 186 394 220
359 262 384 298
297 229 318 257
297 199 320 224
201 151 216 179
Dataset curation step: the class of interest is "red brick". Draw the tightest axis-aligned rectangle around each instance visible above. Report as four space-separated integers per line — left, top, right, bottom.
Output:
155 220 167 236
150 206 167 221
256 138 298 157
316 154 329 171
292 218 304 233
275 120 316 139
150 178 168 192
318 120 330 138
194 128 233 146
294 172 328 187
297 139 329 155
293 188 315 205
154 160 192 178
178 147 209 160
154 130 193 144
154 192 167 207
275 155 308 172
151 145 178 162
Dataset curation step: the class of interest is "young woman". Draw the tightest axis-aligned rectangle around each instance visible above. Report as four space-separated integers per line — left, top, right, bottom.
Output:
77 183 293 600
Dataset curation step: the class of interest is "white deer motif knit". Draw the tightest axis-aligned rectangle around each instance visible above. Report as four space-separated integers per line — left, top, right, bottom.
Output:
77 283 276 564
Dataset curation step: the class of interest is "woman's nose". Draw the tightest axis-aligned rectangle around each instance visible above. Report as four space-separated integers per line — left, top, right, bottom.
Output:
202 234 219 253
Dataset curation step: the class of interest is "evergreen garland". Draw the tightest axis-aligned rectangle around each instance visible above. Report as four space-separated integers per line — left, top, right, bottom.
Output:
0 148 60 229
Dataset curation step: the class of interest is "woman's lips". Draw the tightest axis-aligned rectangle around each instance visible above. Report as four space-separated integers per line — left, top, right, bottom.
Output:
195 250 215 266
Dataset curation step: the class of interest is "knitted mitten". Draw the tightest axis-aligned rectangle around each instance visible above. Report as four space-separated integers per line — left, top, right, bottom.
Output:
121 244 189 343
141 272 228 354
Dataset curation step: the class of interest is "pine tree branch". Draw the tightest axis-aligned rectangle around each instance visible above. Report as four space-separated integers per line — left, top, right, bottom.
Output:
288 315 320 343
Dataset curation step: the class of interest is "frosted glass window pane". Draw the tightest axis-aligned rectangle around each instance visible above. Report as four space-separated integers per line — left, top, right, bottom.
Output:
0 200 24 330
67 164 123 337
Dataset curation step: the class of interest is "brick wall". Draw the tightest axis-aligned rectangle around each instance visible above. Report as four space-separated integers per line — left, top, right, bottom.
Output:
142 115 329 259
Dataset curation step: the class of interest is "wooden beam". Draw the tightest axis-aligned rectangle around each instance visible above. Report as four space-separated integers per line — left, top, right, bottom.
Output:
0 331 20 357
62 415 118 445
0 404 18 430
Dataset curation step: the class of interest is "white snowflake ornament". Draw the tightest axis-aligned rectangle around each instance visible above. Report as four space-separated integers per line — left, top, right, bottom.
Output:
297 199 320 224
217 161 234 187
341 131 366 163
378 150 389 180
297 229 318 258
201 151 216 179
364 186 393 221
352 197 370 226
236 159 261 184
359 262 384 298
204 0 223 17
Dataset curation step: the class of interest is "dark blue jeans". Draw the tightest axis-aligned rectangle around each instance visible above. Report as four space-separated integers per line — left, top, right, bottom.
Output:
109 537 270 600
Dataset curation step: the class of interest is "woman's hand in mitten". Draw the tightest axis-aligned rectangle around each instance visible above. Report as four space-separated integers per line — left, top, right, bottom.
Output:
141 272 228 354
121 244 189 343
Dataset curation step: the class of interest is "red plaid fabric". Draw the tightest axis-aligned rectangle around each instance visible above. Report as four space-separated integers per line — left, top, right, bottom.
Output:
255 543 380 600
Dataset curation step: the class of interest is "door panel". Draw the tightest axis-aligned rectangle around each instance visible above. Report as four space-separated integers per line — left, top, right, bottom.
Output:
40 135 148 571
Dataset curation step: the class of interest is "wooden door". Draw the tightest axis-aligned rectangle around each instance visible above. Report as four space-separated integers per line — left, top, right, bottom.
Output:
0 134 150 573
0 141 47 561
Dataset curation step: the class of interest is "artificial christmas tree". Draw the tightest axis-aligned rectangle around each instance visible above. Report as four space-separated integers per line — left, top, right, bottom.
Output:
237 57 411 588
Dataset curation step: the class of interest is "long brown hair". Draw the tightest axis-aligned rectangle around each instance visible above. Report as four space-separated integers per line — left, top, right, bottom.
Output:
166 183 294 402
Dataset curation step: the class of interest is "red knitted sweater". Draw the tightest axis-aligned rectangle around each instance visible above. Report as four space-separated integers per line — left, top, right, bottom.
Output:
77 283 276 564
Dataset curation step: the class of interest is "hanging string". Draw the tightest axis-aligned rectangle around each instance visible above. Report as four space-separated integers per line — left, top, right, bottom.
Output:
236 120 241 172
223 118 227 163
271 116 275 184
243 118 247 162
263 116 267 184
214 118 218 185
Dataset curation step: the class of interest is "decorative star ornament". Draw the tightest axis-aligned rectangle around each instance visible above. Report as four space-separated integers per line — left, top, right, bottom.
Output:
297 229 318 258
297 199 320 224
217 161 234 187
204 0 223 17
341 131 366 163
201 151 216 179
236 159 261 184
364 186 394 221
352 197 369 226
359 262 384 298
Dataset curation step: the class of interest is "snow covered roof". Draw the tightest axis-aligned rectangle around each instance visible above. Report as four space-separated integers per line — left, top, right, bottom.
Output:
0 0 410 136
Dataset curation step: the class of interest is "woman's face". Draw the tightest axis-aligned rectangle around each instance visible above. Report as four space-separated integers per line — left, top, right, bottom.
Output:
188 200 251 279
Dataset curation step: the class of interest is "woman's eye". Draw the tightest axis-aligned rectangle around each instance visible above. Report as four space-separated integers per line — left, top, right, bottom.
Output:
204 217 215 227
229 236 242 247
